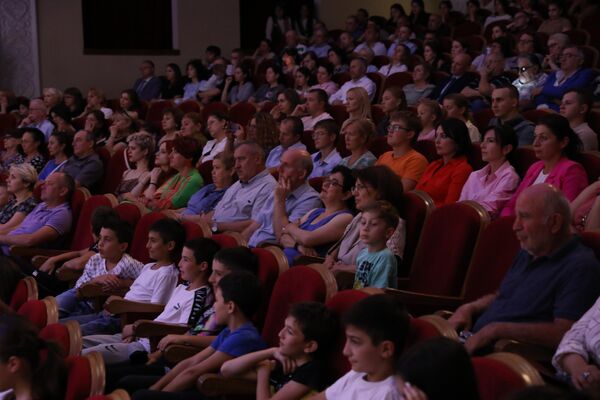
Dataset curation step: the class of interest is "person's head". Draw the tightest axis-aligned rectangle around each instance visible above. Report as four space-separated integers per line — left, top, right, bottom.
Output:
517 53 542 83
380 87 406 116
161 107 183 133
19 127 44 156
394 337 479 400
345 15 359 32
316 61 334 85
349 57 367 80
26 99 46 123
490 36 512 59
312 28 328 46
84 109 107 136
516 32 536 55
428 13 443 30
285 30 299 48
435 118 472 159
342 294 410 373
411 0 425 14
295 67 312 89
279 302 339 361
2 130 22 152
451 39 468 58
181 112 203 138
345 87 371 118
451 53 472 76
491 85 519 120
278 149 313 187
494 0 509 14
481 125 518 165
390 3 406 19
139 60 155 78
214 271 261 325
7 163 37 194
359 201 399 246
211 151 236 190
321 165 355 211
467 0 480 13
265 65 282 86
277 89 301 116
485 52 506 76
344 118 374 152
72 130 95 158
560 89 593 125
98 218 133 259
90 206 119 240
50 104 72 129
357 47 375 66
534 113 582 162
339 31 355 51
387 110 421 147
155 140 174 169
111 112 136 134
417 98 443 129
547 0 565 20
513 184 571 256
443 94 470 121
165 63 182 83
353 165 405 211
301 51 318 72
169 136 201 170
234 64 253 85
147 218 186 264
0 314 67 399
119 89 140 113
257 38 272 57
306 89 328 117
233 141 266 182
282 48 299 66
412 62 432 86
247 112 279 151
491 24 508 40
210 246 258 287
547 33 570 60
180 238 221 284
423 41 440 64
363 27 379 44
205 45 221 64
560 45 585 74
207 111 231 139
42 87 62 109
63 87 84 110
312 119 339 152
279 116 303 149
439 0 452 15
126 132 155 167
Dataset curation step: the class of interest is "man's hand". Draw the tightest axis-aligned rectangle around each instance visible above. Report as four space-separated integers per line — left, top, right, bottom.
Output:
447 304 474 332
273 349 297 375
157 334 184 352
464 323 498 354
38 258 57 274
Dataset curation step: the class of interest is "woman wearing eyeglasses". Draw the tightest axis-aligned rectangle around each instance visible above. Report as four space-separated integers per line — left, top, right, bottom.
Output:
512 53 547 109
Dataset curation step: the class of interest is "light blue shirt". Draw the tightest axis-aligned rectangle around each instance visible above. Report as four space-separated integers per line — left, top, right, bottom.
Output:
308 149 342 179
339 151 377 170
212 170 277 223
354 247 397 289
248 182 322 247
182 81 203 101
28 120 54 141
265 141 307 169
307 43 331 58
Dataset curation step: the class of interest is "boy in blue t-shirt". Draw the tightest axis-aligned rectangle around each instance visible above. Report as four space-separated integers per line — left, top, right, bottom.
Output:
354 201 399 289
134 271 266 396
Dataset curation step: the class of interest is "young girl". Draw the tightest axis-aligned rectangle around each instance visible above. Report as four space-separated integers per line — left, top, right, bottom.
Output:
416 99 443 141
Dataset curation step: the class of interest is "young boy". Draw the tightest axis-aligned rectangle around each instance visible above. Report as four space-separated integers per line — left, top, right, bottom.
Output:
73 218 186 336
55 218 143 319
308 119 342 179
354 201 399 289
312 294 410 400
134 271 266 397
81 237 221 365
220 302 339 400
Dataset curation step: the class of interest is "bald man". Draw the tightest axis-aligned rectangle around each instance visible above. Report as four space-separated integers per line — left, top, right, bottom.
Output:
246 149 321 247
430 53 474 102
449 184 600 354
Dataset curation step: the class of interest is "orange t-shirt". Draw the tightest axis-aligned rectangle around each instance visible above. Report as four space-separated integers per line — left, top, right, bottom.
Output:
376 149 429 183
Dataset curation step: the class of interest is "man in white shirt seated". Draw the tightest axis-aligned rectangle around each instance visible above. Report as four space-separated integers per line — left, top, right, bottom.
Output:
265 117 307 170
293 89 333 131
329 58 376 105
560 88 598 151
307 28 331 58
354 26 387 56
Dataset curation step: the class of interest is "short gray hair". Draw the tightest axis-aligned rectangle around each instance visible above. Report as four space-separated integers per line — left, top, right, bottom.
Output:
234 140 265 163
9 163 38 190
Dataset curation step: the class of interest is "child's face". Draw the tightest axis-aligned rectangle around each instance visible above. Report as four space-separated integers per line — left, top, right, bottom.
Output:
178 246 201 282
278 316 310 358
343 325 388 374
98 227 125 260
146 231 171 262
213 286 230 326
359 211 393 246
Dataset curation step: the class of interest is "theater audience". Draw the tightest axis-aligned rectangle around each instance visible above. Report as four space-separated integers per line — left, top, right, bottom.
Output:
307 28 331 58
501 114 588 216
377 111 428 191
339 119 377 170
459 125 520 218
483 0 511 28
18 99 54 141
488 86 535 146
294 67 312 100
379 44 410 77
560 89 598 151
61 130 103 189
310 61 339 97
118 89 142 120
85 109 110 146
0 130 24 172
133 60 162 101
131 140 175 206
355 26 387 57
222 64 254 105
49 104 76 135
430 54 473 102
201 112 232 163
266 116 306 170
301 51 319 76
181 59 207 102
116 132 154 200
416 98 443 141
329 58 376 104
178 112 206 147
538 0 572 35
543 32 570 72
376 87 407 136
0 164 38 234
293 89 333 131
249 64 285 107
308 119 342 179
44 87 63 110
62 86 85 118
462 53 512 110
81 87 113 119
403 62 435 107
342 87 372 131
327 47 349 74
19 127 46 173
450 184 600 354
415 118 473 206
443 94 481 143
422 41 448 73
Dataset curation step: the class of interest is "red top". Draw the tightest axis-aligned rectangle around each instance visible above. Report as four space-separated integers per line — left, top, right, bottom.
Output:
415 156 473 206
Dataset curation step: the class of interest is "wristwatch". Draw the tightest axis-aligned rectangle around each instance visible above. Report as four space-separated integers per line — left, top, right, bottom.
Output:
211 219 218 233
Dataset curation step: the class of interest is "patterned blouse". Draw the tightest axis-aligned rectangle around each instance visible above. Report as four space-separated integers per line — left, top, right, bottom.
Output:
25 154 46 173
0 196 39 224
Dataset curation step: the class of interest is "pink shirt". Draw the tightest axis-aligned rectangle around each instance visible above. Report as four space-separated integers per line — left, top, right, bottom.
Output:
310 81 339 97
418 128 436 141
459 161 520 219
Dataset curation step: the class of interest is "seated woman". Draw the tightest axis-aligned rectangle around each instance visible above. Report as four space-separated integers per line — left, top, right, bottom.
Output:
341 87 372 131
0 164 38 235
512 53 547 109
271 89 301 122
80 87 113 119
105 112 137 155
222 64 254 105
39 131 73 181
310 60 339 97
49 104 76 135
459 125 520 219
442 94 481 143
161 63 185 100
200 111 232 163
405 62 436 109
327 165 405 279
147 136 203 211
328 46 349 74
339 119 377 170
571 179 600 232
62 87 85 119
416 98 443 141
282 48 300 76
247 112 279 154
158 107 183 145
378 43 409 77
416 118 473 206
501 114 588 217
0 130 24 173
134 140 176 207
19 127 46 173
249 64 285 107
115 132 155 201
182 59 209 102
376 86 407 136
423 41 448 73
85 109 110 146
0 314 67 400
552 296 600 390
281 166 355 265
178 112 206 147
294 67 312 100
118 89 142 120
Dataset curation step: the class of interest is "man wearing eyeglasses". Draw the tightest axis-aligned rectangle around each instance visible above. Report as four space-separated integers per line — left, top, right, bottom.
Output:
132 60 162 101
542 33 570 72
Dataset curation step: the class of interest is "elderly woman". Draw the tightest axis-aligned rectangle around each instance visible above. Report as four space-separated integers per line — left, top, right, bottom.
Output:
0 131 24 172
81 87 113 119
501 113 588 217
416 118 473 206
158 107 183 145
42 87 62 110
281 166 355 265
49 104 76 134
512 53 548 109
178 112 206 147
115 132 155 200
105 112 137 155
339 119 377 170
0 164 38 235
39 131 73 181
20 128 46 173
200 112 232 163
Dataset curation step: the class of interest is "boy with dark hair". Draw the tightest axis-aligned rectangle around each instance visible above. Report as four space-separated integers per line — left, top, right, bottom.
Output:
312 294 410 400
81 237 220 365
55 217 143 319
134 271 266 397
354 201 399 289
309 119 342 179
221 302 339 399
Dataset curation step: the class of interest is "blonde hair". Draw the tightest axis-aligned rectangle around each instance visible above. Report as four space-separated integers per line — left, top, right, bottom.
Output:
345 118 376 143
43 87 63 102
9 163 38 190
347 87 372 120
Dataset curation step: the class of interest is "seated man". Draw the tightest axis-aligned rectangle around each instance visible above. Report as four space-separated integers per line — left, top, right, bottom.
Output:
205 141 277 234
60 130 103 189
430 53 473 103
246 149 321 246
461 52 513 111
307 28 331 58
293 89 333 131
309 119 342 179
133 60 162 101
329 57 376 104
18 99 54 141
488 86 535 147
265 116 307 170
0 172 74 255
387 24 418 56
559 88 598 151
449 184 600 354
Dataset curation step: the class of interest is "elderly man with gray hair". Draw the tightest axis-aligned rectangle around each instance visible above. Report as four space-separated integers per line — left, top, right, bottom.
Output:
246 148 321 246
448 184 600 354
60 130 103 189
18 98 54 141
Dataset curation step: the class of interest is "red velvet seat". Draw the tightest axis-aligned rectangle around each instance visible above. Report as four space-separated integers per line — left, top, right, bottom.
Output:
211 233 244 248
101 148 129 194
580 231 600 261
382 72 413 93
581 45 599 69
113 202 145 228
130 211 167 263
332 72 351 87
65 353 105 400
473 108 495 133
201 101 229 124
366 72 384 103
368 135 391 158
177 100 201 114
453 20 482 38
431 71 450 86
301 130 316 153
512 147 538 178
261 101 276 114
182 220 210 240
414 139 440 162
372 55 390 68
522 109 550 125
17 297 58 329
198 160 213 185
0 113 17 135
106 98 120 112
329 104 349 127
251 247 288 330
467 142 485 170
308 176 324 192
146 100 174 127
579 151 600 182
39 320 82 357
589 110 600 134
70 194 116 252
229 102 256 127
9 276 38 311
370 105 386 125
397 191 435 276
463 34 486 53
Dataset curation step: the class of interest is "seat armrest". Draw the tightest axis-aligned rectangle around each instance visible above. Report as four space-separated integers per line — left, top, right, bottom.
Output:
55 267 83 282
133 320 189 337
384 289 463 315
197 373 256 397
104 298 165 315
77 283 128 299
293 255 325 265
10 246 67 258
493 339 555 364
164 344 204 364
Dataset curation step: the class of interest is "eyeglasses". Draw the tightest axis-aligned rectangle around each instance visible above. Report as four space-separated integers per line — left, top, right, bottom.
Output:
519 65 534 72
351 183 368 193
387 124 409 133
322 179 343 189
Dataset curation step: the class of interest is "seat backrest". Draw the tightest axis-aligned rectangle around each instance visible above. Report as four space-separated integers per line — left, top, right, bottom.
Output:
229 102 256 126
414 139 440 162
301 131 316 153
472 108 494 133
329 104 349 127
39 320 82 357
251 247 288 331
211 233 242 248
409 201 489 296
366 72 384 103
368 136 392 158
130 211 167 263
332 72 351 87
101 147 129 194
381 71 413 92
113 202 145 228
579 151 600 183
198 160 213 185
17 297 58 329
146 100 174 126
467 142 485 170
261 264 336 347
69 193 106 251
308 176 324 192
472 353 543 400
397 191 435 276
453 20 482 38
462 216 520 302
512 147 537 178
65 352 105 400
182 220 211 240
201 101 229 124
372 55 390 68
0 113 17 135
370 105 386 125
580 231 600 261
177 100 201 114
9 276 38 311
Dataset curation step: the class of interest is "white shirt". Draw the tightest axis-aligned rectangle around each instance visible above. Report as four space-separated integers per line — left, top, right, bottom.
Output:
355 42 387 56
75 253 143 289
329 76 376 104
533 169 550 185
378 63 408 76
573 122 598 151
124 263 180 304
325 370 396 400
201 137 228 163
301 112 333 131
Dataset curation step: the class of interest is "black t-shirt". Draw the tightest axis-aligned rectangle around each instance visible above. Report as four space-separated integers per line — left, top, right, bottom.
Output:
269 360 330 393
